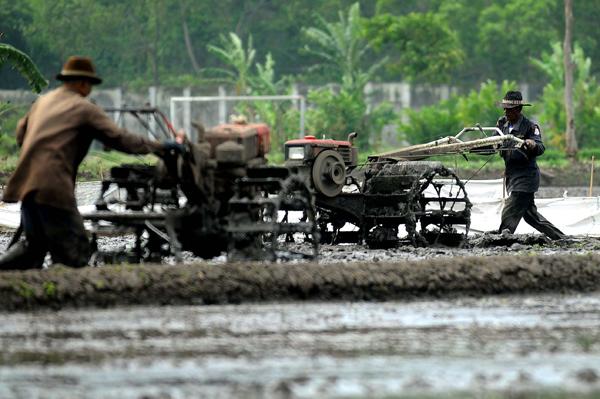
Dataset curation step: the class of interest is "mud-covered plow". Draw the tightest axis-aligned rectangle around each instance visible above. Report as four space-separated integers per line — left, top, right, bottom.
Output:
307 159 471 248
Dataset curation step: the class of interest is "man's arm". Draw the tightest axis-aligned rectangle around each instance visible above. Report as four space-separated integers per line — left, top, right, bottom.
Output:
524 124 545 156
85 103 164 154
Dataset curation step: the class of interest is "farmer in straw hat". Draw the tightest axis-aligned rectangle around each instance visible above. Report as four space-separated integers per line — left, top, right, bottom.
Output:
0 56 186 270
491 90 566 239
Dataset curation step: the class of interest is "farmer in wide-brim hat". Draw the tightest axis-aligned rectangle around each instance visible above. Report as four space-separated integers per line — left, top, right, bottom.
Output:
55 56 103 85
0 56 185 271
487 90 566 240
493 90 532 108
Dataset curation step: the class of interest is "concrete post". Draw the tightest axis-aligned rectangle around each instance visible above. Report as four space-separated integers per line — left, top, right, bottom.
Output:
218 85 227 124
170 97 176 134
114 87 123 127
149 86 158 139
401 83 411 109
519 83 530 103
440 84 450 102
300 97 306 138
183 87 192 140
364 82 374 114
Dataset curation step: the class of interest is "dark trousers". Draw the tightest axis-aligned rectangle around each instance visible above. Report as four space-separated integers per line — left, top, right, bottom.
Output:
0 194 90 270
499 191 566 240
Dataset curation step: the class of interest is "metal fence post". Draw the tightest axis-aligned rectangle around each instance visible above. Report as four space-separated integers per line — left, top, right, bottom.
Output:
292 84 299 111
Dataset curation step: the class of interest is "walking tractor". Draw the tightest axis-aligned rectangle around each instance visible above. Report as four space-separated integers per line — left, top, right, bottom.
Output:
83 109 319 264
284 125 526 249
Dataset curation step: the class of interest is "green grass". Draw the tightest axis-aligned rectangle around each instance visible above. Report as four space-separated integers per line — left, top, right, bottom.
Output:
76 152 157 181
0 151 158 183
266 142 600 169
0 144 597 179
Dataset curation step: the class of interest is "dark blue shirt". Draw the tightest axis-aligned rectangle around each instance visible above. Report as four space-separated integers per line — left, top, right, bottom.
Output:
494 114 545 193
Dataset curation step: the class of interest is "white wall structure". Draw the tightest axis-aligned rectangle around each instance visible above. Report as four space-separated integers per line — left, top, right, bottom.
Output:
0 180 597 237
170 94 307 141
0 82 545 146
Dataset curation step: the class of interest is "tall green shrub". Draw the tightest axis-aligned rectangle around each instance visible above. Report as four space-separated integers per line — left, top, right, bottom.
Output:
531 41 600 149
202 33 299 155
307 86 394 150
455 80 522 128
302 3 395 150
396 99 460 145
396 80 526 145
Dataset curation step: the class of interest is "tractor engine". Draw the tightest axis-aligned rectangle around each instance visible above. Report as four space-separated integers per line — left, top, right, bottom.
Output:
85 119 278 263
284 132 358 197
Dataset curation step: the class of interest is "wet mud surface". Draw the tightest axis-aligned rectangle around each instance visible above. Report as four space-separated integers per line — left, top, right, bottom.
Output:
3 224 600 397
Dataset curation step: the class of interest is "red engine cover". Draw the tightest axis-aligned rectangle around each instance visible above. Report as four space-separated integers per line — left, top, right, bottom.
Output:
285 136 352 148
207 123 270 157
252 124 270 156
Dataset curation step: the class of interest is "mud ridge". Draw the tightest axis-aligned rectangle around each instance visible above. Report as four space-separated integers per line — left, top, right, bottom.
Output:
1 253 600 311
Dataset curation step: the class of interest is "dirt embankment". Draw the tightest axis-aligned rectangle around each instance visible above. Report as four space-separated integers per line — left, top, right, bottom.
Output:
1 253 600 311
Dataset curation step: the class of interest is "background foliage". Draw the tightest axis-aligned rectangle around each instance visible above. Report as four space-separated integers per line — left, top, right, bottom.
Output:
2 0 600 159
531 42 600 149
396 80 526 145
2 0 600 89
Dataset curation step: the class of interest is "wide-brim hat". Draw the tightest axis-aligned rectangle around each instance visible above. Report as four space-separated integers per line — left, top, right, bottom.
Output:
493 90 531 108
55 56 102 85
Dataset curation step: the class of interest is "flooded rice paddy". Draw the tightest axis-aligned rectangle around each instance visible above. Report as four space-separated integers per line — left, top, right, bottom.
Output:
1 295 600 398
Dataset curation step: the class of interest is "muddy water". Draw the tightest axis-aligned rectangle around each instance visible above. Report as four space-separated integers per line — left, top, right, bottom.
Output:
1 294 600 398
1 184 600 398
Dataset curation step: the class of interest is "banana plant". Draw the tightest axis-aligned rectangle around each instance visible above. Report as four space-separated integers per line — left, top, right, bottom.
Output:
0 43 48 94
203 32 256 95
531 41 600 149
0 42 47 137
302 2 385 93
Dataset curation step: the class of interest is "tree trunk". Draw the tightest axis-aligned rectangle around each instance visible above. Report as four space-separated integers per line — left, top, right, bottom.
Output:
564 0 578 158
179 0 201 75
152 2 160 88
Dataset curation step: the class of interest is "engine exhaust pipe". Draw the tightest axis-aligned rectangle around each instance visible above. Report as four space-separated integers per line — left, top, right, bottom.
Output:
348 132 358 146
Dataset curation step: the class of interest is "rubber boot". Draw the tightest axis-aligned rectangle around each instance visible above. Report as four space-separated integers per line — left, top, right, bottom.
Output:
0 241 45 271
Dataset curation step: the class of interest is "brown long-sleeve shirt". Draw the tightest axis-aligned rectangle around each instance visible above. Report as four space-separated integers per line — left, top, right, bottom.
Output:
2 86 163 211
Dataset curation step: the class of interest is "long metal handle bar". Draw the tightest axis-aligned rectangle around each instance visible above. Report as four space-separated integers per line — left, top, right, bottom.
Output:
368 128 524 162
455 126 505 139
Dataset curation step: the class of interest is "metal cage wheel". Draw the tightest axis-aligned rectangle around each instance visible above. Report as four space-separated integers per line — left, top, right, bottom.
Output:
410 166 472 246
